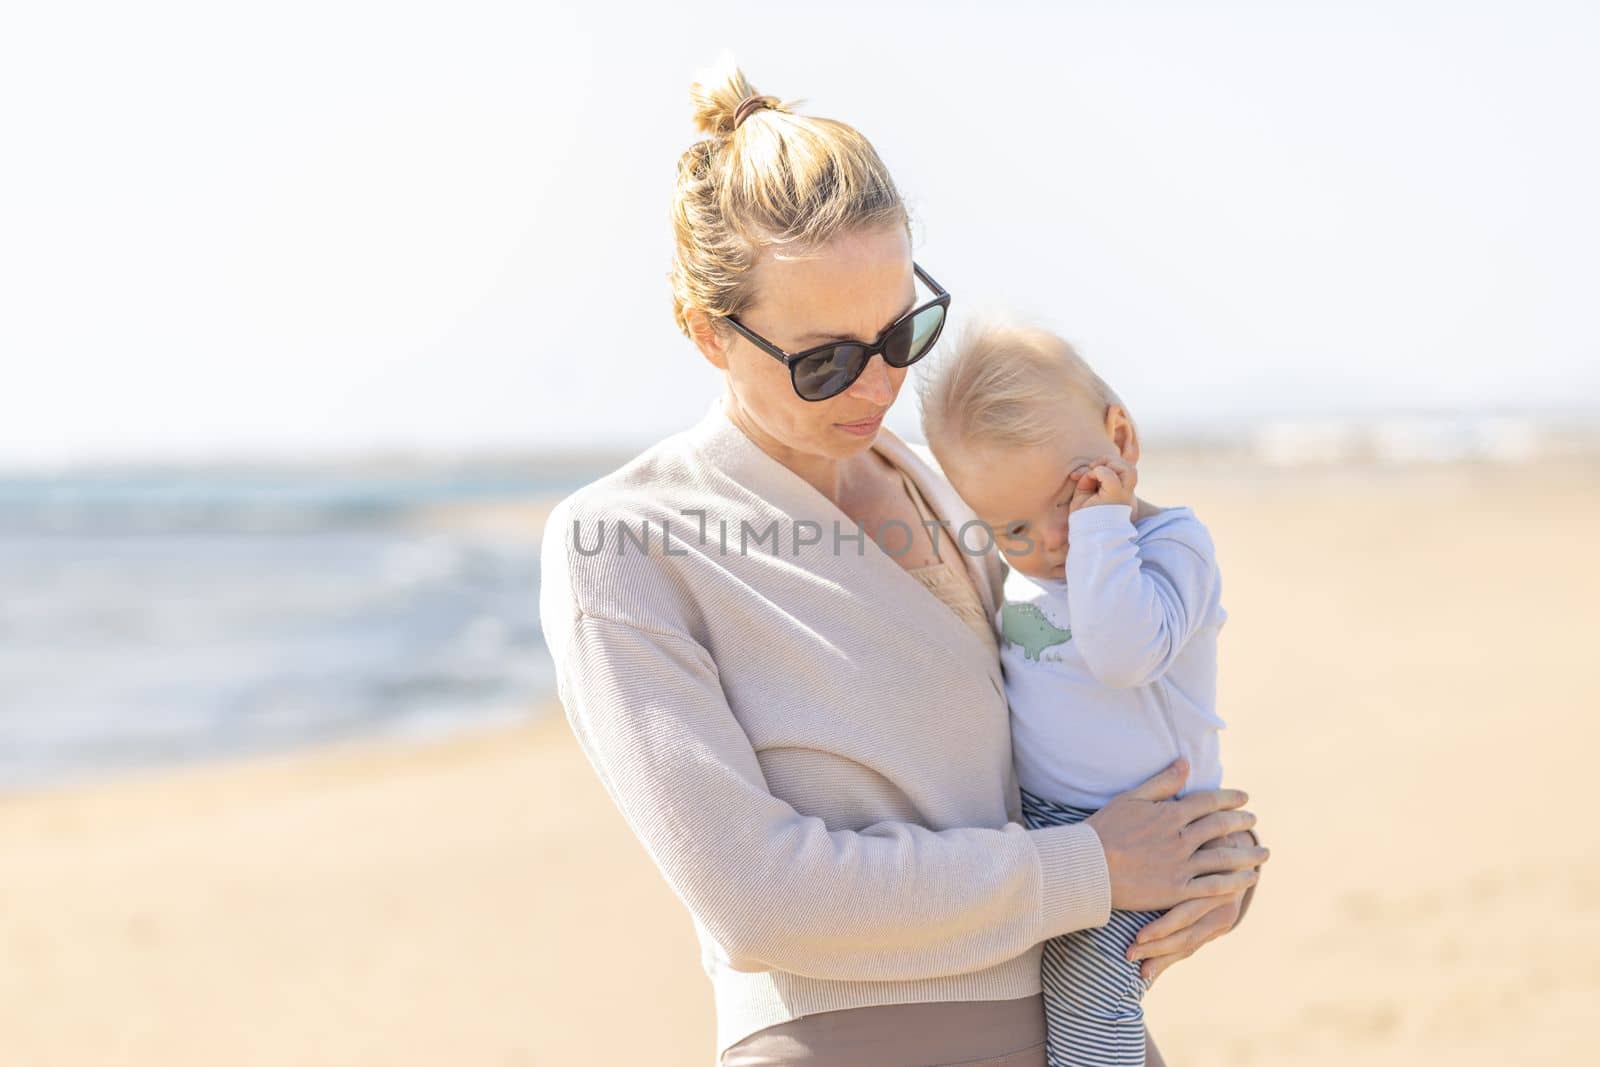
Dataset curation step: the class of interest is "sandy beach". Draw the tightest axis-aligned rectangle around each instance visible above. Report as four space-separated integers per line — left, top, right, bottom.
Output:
3 459 1596 1066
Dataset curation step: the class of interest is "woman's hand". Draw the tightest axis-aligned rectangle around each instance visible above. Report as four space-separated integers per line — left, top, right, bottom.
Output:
1085 758 1266 912
1126 828 1265 982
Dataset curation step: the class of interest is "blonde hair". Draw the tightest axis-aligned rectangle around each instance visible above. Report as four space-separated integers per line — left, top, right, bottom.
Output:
669 53 910 338
919 315 1128 456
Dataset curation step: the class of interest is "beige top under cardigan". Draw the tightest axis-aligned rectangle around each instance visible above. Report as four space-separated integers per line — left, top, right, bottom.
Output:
896 465 1001 661
538 392 1112 1060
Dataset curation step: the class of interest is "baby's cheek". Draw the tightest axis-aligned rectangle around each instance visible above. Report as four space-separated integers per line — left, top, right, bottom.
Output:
997 545 1039 576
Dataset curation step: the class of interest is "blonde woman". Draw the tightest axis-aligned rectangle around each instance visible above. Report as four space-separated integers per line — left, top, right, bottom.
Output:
537 57 1267 1067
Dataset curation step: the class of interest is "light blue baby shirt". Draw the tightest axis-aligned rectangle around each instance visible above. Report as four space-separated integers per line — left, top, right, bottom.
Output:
997 502 1229 808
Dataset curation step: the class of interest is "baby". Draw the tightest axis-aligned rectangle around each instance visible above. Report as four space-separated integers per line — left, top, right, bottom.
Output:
920 318 1230 1067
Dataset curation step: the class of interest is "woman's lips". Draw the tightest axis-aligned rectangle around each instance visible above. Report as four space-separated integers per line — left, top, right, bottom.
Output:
836 413 885 436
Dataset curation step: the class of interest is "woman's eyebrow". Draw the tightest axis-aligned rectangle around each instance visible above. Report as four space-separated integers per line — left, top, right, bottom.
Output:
793 298 916 345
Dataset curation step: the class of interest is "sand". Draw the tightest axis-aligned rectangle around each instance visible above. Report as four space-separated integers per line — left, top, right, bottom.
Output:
3 459 1596 1065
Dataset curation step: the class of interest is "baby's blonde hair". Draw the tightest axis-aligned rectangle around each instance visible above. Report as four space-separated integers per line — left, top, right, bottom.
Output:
919 315 1127 459
669 53 910 338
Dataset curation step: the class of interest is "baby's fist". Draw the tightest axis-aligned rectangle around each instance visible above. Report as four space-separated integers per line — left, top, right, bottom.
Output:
1067 454 1138 511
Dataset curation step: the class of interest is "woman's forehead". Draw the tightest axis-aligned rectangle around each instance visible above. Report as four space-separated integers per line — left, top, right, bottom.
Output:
748 230 913 339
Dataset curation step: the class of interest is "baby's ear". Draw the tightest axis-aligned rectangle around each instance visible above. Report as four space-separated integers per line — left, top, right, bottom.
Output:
1107 403 1141 464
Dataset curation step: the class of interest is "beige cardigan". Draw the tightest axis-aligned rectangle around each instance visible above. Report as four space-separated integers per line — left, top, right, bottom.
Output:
538 393 1112 1057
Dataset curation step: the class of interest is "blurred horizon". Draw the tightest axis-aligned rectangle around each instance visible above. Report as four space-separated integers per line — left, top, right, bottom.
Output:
4 404 1596 476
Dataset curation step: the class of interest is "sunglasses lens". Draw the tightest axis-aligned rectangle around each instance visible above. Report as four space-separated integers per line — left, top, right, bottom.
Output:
789 302 947 400
885 304 947 368
794 344 869 401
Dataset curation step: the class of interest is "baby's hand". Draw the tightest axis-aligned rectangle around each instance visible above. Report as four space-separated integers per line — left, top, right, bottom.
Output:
1067 454 1138 512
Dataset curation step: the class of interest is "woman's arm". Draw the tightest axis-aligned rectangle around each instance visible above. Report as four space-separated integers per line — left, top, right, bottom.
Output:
549 607 1114 982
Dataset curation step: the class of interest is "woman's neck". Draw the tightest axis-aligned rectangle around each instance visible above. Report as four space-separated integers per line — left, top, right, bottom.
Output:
723 389 876 509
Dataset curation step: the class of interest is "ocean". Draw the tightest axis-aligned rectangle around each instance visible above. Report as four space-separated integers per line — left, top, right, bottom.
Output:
0 464 609 792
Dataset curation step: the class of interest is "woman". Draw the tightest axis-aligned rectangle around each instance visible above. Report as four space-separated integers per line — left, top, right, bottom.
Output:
537 57 1267 1067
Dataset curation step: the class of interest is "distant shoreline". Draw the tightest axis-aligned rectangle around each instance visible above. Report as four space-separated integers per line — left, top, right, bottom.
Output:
4 406 1598 477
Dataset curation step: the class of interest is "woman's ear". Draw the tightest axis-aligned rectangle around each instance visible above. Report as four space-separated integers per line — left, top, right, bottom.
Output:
1106 404 1141 465
686 307 731 371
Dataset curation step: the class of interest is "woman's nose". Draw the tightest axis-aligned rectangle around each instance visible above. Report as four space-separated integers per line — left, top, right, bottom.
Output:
845 353 895 404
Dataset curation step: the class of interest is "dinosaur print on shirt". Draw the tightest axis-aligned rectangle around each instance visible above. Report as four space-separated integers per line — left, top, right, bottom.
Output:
1000 602 1072 662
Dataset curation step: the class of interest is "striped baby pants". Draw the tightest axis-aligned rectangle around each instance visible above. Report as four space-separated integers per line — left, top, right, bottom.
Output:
1019 787 1164 1067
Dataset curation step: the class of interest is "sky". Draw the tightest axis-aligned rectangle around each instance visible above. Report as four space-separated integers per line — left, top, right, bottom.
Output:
2 1 1597 468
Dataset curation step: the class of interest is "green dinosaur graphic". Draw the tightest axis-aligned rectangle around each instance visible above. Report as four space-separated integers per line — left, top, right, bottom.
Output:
1000 602 1072 662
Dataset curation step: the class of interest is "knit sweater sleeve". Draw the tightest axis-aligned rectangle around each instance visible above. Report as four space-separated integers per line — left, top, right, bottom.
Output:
540 501 1112 983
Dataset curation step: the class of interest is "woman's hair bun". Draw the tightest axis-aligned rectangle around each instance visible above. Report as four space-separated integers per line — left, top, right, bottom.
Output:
689 50 795 137
670 50 906 340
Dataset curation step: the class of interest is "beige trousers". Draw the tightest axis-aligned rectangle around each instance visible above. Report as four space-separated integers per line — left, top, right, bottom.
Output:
719 994 1048 1067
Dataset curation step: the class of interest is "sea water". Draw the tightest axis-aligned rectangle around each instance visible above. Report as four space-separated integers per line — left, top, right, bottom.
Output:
0 466 600 791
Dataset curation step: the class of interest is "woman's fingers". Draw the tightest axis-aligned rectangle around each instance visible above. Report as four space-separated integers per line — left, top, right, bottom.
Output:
1184 843 1270 877
1173 787 1249 824
1138 899 1240 982
1198 829 1259 852
1119 758 1189 802
1128 896 1228 955
1179 809 1256 849
1093 772 1264 912
1185 867 1259 898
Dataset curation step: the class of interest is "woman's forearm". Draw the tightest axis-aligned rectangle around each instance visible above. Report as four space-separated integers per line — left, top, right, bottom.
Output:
553 610 1115 981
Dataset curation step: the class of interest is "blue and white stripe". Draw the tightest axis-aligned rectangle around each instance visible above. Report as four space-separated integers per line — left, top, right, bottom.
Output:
1020 787 1165 1067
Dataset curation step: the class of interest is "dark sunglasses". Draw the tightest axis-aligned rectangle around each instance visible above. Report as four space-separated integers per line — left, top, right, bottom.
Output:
723 263 951 402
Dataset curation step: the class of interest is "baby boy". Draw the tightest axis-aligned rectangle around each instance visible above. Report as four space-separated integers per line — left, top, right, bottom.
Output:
919 318 1231 1067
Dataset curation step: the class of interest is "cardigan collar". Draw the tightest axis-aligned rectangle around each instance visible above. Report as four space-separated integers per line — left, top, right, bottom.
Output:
685 391 1005 635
